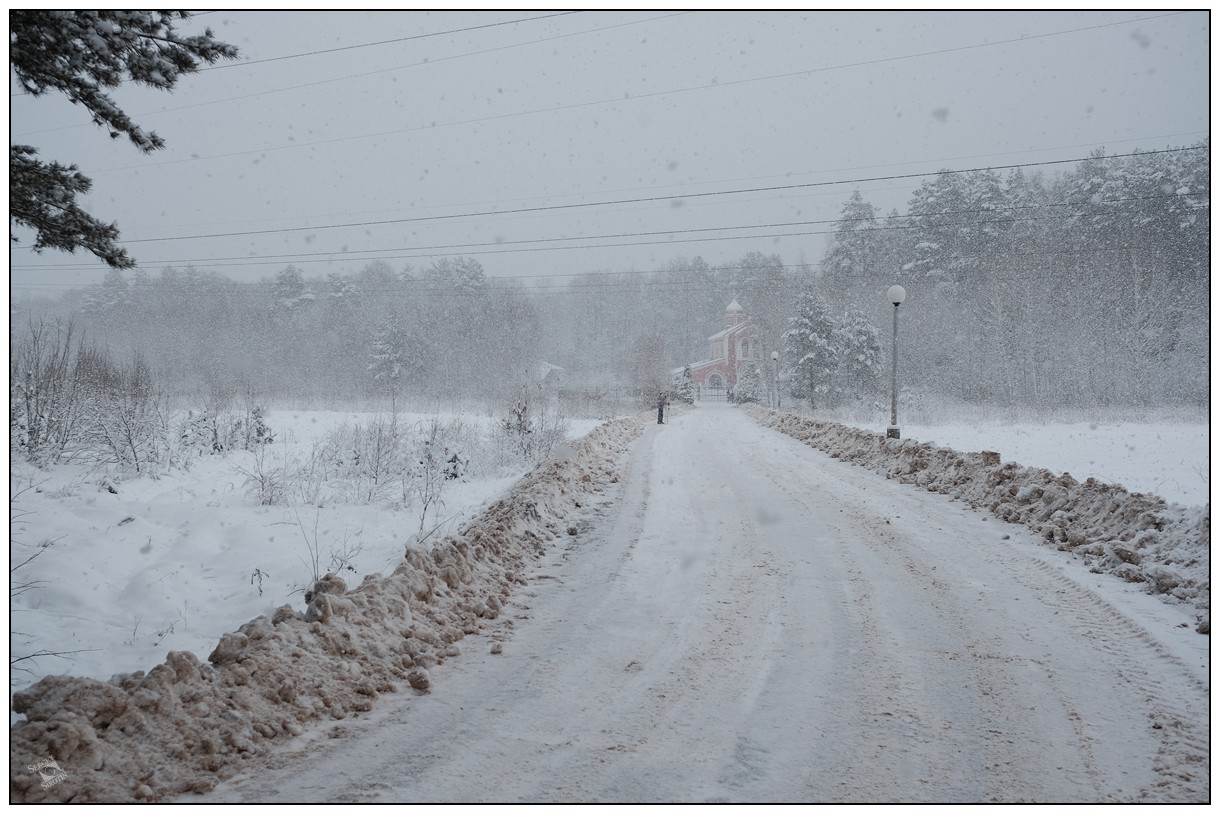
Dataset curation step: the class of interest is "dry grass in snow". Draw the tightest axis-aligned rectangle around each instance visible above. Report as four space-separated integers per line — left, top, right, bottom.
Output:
10 416 648 803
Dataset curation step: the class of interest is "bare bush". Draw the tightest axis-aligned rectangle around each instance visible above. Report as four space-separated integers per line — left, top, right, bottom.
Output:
10 319 88 465
402 415 469 532
494 392 570 465
235 443 287 506
86 353 166 473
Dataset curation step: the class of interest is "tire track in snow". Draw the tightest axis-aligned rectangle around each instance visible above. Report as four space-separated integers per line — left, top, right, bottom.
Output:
191 407 1205 803
735 440 1028 801
739 411 1208 802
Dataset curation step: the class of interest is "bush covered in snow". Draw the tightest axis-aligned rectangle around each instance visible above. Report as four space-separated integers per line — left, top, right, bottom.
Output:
11 319 275 475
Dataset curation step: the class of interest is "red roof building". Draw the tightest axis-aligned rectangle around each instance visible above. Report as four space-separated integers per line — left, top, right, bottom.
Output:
683 299 758 397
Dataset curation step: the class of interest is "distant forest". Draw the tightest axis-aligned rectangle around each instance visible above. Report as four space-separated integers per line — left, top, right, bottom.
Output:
12 143 1208 413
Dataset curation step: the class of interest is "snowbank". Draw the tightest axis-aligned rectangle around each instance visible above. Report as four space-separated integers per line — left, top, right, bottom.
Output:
9 416 649 803
744 405 1210 624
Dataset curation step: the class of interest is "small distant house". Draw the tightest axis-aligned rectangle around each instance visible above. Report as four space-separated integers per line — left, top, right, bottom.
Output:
536 361 563 390
679 299 758 399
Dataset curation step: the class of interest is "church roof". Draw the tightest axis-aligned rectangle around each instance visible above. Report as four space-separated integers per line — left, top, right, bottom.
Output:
707 322 752 342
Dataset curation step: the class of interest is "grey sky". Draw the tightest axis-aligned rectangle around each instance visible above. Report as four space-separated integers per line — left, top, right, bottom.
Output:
8 10 1210 296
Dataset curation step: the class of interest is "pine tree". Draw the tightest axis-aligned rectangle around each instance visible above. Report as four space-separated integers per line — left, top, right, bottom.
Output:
823 190 880 287
731 362 763 404
9 11 238 268
832 308 883 404
672 365 694 403
783 288 837 408
368 317 410 399
271 266 313 313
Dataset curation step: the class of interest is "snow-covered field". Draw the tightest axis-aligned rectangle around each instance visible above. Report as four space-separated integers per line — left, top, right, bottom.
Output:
10 409 602 698
9 404 1210 802
881 420 1208 509
13 408 1206 700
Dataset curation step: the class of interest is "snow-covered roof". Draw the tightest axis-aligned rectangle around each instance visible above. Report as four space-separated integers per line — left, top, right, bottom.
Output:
707 322 752 342
684 358 723 373
536 361 563 381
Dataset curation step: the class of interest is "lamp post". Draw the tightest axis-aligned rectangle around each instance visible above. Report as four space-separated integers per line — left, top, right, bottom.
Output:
770 351 779 408
886 285 906 439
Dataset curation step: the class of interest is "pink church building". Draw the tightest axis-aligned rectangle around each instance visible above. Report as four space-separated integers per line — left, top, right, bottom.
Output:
683 299 758 399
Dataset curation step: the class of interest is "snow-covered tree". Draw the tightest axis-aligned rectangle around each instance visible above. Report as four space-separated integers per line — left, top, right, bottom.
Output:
368 317 411 401
822 190 880 287
672 365 694 403
83 268 131 317
9 148 134 269
426 257 487 296
9 11 238 268
783 288 837 408
731 361 764 404
270 266 313 314
832 308 883 404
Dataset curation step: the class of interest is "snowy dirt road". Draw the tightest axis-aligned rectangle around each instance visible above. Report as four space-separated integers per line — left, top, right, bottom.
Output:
200 405 1209 804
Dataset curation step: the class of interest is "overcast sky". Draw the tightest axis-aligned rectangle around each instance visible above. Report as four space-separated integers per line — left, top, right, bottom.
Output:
8 10 1210 297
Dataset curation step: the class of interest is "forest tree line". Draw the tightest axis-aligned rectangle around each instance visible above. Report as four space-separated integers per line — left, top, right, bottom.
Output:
11 144 1208 416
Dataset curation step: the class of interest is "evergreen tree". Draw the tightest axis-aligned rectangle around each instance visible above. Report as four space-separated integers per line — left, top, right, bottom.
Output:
731 361 763 404
270 266 313 313
783 288 837 408
83 268 131 317
368 317 410 404
832 308 883 404
9 12 238 268
822 190 880 288
672 365 694 403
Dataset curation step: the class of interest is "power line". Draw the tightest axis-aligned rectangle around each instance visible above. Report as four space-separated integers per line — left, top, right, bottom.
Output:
77 11 1190 176
10 191 1200 273
200 11 584 70
93 146 1208 246
18 12 688 141
24 129 1203 238
9 11 584 100
9 242 1144 297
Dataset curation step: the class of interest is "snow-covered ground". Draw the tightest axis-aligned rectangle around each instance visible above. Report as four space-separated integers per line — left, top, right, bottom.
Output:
10 404 1209 802
875 420 1208 509
10 409 602 697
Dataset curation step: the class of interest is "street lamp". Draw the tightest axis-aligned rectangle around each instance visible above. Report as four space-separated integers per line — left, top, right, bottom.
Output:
886 285 906 439
771 351 780 408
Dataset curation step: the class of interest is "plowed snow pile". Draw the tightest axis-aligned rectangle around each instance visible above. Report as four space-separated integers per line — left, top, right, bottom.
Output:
745 405 1210 624
11 407 1210 802
10 416 649 803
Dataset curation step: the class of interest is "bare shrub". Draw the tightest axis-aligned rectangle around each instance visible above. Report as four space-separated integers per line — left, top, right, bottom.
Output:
402 415 469 532
494 392 570 465
85 353 166 473
10 319 88 465
234 443 287 506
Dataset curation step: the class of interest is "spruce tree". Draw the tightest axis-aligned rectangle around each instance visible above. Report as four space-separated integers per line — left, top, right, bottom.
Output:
783 288 837 409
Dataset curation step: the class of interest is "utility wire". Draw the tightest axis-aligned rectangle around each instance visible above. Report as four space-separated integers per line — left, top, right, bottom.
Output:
75 12 1190 175
90 130 1216 235
199 11 584 70
16 12 687 138
10 191 1201 272
96 146 1208 246
9 244 1143 296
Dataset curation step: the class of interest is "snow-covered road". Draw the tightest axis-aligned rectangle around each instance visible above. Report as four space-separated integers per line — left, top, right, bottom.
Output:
201 404 1209 803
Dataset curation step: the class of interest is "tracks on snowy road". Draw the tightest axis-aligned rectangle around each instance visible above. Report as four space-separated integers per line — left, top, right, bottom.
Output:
202 405 1209 804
